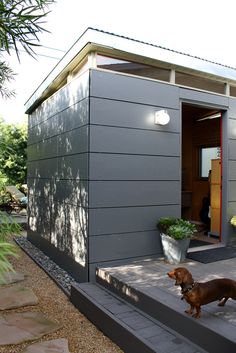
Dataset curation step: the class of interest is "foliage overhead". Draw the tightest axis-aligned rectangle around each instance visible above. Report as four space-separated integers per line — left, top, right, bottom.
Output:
0 118 27 185
0 60 15 98
0 0 55 98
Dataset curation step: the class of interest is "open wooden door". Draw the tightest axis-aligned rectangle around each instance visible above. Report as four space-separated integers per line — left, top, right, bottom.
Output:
210 159 221 238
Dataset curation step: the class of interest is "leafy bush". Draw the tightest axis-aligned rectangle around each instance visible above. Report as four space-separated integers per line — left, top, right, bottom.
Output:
157 217 196 240
0 211 21 282
0 212 22 241
230 215 236 228
156 217 177 233
0 184 11 205
0 119 27 185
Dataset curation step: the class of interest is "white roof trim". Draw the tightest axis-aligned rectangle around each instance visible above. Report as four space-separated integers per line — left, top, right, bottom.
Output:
25 28 236 113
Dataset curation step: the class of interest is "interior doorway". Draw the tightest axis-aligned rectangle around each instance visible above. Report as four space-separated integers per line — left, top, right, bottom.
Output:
181 103 222 241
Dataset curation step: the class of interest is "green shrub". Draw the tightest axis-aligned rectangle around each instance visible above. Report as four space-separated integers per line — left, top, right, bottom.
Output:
157 217 196 240
0 211 21 282
156 217 177 233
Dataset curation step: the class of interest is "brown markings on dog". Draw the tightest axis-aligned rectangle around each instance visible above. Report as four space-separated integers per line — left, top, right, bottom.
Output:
167 267 236 318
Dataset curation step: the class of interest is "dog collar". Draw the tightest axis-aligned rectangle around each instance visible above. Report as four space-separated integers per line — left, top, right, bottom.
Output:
181 282 197 294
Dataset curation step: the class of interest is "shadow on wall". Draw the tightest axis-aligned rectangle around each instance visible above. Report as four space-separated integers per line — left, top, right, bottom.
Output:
28 70 90 269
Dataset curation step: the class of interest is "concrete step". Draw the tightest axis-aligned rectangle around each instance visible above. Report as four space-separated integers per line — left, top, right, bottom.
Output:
71 282 206 353
96 267 236 353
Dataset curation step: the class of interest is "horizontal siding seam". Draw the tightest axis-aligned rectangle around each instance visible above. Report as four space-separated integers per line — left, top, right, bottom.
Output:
90 123 180 134
28 152 88 162
90 94 179 111
88 179 180 182
88 253 161 265
28 96 89 130
89 229 157 237
89 152 180 157
28 123 89 146
88 204 180 209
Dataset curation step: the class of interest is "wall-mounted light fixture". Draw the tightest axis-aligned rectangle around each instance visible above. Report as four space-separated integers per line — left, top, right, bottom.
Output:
154 109 170 125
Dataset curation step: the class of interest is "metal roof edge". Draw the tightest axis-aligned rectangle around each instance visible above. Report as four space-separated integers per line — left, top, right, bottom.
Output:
25 27 236 113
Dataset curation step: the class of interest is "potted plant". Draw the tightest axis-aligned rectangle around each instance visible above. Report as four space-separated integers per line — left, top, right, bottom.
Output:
156 217 197 264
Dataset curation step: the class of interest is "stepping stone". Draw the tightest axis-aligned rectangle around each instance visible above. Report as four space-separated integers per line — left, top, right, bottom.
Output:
0 286 38 310
0 311 61 345
21 338 71 353
0 271 25 285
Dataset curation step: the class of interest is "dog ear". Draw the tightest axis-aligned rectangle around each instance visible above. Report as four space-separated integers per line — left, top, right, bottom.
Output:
174 268 193 285
183 270 194 285
175 276 183 285
174 270 183 285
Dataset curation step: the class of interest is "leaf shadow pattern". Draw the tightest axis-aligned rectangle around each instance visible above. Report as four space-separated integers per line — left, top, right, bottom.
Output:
27 70 90 280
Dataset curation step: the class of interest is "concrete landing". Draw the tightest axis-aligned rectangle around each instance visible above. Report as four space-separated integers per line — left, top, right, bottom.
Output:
71 282 206 353
96 257 236 353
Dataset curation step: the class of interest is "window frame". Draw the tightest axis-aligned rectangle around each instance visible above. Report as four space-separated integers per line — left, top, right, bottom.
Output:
199 145 221 179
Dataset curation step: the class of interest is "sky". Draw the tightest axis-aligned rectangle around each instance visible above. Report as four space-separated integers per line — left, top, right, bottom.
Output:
1 0 236 124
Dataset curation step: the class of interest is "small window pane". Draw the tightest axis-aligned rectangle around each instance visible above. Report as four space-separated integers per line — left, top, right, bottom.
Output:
96 55 170 81
200 147 220 177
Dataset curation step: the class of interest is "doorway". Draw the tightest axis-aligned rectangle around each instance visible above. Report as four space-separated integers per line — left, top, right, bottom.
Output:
181 103 222 241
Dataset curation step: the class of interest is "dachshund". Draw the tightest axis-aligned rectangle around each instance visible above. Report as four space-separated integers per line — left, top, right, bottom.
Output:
167 267 236 318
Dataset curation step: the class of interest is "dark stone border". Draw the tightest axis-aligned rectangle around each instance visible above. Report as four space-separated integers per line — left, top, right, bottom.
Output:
14 236 78 297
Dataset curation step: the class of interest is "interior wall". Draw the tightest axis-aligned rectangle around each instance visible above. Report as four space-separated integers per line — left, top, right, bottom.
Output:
182 104 221 221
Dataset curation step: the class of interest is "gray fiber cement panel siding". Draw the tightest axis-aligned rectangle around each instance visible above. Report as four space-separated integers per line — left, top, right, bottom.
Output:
89 231 161 263
225 99 236 245
90 97 180 132
27 70 90 281
89 154 180 181
88 70 181 267
180 87 228 107
89 181 180 208
28 73 90 129
89 205 179 236
90 125 180 156
90 70 179 108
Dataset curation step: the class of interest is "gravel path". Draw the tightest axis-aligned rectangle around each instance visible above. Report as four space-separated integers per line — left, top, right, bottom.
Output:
0 236 124 353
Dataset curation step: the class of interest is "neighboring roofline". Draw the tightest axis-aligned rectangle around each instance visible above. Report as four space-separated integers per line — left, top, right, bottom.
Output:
25 27 236 113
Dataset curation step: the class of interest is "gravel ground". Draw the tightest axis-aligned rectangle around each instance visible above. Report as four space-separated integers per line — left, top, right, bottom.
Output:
0 235 124 353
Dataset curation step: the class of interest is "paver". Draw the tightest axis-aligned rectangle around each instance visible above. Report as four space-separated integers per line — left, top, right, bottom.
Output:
0 271 25 285
0 311 61 345
0 286 38 310
21 338 71 353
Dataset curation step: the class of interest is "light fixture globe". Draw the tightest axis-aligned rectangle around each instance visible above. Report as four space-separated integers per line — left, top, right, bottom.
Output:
154 110 170 125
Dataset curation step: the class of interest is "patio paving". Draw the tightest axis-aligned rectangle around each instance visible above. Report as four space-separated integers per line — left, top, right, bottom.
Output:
0 270 25 284
21 338 71 353
0 285 38 310
0 270 69 351
94 255 236 353
98 256 236 320
0 311 61 345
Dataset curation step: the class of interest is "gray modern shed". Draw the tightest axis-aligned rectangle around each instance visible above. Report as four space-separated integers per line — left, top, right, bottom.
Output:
26 28 236 282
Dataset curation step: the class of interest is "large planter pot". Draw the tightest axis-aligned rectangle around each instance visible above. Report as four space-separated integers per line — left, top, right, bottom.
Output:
160 233 190 264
